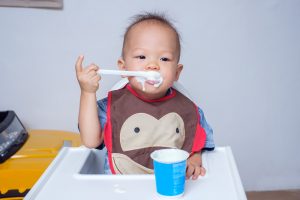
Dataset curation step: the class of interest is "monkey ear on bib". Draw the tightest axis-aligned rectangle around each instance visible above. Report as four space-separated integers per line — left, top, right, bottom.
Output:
110 78 194 101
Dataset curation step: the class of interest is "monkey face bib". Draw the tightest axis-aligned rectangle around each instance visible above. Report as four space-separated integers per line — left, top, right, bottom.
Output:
104 85 206 174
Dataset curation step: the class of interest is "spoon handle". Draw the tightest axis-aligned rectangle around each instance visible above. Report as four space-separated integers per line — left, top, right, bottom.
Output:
99 69 149 77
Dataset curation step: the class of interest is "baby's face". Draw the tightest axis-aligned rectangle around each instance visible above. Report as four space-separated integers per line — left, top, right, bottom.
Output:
118 21 183 99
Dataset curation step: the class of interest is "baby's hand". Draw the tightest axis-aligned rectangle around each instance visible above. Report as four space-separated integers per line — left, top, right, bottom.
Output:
186 152 206 180
75 55 101 93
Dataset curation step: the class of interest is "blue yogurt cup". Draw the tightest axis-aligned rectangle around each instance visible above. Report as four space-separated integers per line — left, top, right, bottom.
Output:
151 149 189 198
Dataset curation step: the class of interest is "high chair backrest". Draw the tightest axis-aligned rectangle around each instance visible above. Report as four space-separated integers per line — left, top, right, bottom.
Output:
110 78 193 101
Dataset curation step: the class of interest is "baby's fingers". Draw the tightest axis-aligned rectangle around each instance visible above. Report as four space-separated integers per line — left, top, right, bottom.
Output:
186 165 195 180
192 167 201 180
75 55 84 75
200 166 206 176
84 63 99 74
193 166 206 180
90 72 101 82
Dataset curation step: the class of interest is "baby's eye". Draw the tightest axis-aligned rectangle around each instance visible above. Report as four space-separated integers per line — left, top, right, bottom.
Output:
160 57 170 62
135 55 146 59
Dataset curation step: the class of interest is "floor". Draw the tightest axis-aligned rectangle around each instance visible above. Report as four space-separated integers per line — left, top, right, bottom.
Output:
246 190 300 200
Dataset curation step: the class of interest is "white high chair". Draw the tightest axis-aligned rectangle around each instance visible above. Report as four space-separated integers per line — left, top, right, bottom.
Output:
24 79 247 200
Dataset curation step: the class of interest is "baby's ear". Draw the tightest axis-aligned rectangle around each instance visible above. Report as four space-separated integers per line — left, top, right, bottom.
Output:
118 58 126 70
175 64 183 81
117 58 127 78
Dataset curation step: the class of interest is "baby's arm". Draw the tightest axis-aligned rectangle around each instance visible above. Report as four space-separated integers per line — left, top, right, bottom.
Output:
186 152 206 180
75 55 103 148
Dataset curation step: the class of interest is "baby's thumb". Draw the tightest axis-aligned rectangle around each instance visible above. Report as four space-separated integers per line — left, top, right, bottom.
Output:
75 55 84 74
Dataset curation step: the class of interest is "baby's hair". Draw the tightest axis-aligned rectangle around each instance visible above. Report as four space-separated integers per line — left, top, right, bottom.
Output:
122 12 181 60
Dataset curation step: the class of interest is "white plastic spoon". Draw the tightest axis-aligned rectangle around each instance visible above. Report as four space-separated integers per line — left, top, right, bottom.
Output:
98 69 163 91
99 69 161 81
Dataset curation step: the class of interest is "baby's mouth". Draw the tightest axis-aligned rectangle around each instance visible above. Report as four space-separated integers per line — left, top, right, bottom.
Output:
146 80 160 85
134 72 163 91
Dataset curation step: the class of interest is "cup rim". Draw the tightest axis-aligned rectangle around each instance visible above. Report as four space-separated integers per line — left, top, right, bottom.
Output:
150 148 189 164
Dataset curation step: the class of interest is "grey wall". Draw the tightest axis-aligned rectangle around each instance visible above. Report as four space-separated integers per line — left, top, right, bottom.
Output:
0 0 299 191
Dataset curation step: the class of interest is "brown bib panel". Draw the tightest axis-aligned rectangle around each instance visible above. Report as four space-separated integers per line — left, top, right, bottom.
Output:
104 85 204 174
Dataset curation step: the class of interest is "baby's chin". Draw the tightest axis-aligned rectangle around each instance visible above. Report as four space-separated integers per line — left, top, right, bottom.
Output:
130 83 166 99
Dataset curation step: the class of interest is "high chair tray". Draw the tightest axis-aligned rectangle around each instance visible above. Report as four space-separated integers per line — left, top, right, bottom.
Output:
24 146 246 200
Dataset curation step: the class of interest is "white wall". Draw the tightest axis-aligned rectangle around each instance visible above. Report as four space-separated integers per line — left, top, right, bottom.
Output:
1 0 299 191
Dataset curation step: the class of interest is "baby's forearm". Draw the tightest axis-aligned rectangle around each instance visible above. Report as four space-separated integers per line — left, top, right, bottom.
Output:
79 91 102 148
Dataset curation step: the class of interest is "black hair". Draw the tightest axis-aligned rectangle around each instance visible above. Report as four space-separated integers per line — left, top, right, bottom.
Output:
122 12 181 60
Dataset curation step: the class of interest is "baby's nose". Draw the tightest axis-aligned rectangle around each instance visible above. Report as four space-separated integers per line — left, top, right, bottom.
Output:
146 64 160 70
